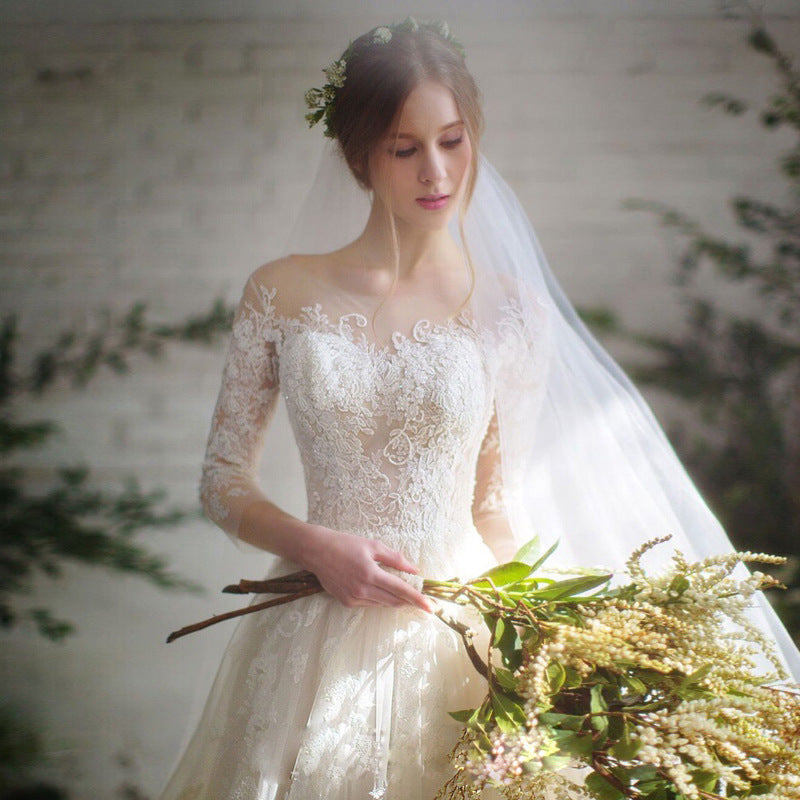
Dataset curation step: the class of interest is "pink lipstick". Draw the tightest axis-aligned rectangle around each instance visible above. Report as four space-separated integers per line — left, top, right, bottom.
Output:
416 193 450 210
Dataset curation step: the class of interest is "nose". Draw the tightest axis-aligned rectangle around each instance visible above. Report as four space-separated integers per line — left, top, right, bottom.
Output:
419 147 447 187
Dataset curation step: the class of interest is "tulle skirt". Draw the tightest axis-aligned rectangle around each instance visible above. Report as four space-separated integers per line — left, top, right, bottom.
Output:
158 544 499 800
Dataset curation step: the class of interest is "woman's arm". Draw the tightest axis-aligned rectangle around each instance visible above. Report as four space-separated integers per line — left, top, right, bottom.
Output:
198 270 285 545
472 404 518 564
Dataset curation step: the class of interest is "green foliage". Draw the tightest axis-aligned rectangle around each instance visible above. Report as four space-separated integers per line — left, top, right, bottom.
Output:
0 709 40 793
0 296 236 640
580 20 800 640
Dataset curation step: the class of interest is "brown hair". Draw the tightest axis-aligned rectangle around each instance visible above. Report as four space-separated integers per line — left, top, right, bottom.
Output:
328 21 484 322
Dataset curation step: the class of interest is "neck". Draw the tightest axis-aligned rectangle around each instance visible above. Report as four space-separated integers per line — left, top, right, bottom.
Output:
353 199 461 282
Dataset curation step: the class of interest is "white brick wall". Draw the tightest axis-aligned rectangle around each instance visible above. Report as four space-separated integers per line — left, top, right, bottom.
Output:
1 8 799 798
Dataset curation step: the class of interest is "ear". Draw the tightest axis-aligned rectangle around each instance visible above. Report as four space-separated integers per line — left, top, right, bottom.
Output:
348 155 372 190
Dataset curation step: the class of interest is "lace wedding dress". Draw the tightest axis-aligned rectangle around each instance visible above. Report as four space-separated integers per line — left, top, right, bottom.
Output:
158 269 550 800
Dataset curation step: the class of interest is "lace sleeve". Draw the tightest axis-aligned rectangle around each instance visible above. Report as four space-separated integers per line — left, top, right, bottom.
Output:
471 402 519 563
198 274 282 547
472 404 507 523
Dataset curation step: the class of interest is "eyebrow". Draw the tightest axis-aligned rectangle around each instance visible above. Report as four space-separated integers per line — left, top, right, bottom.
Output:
389 120 464 139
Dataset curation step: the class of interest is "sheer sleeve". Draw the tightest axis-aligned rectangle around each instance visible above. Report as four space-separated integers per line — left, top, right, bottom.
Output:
198 274 282 547
472 404 507 523
471 402 517 563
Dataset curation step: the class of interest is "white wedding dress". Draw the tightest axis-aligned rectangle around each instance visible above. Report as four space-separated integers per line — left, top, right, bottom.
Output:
159 268 549 800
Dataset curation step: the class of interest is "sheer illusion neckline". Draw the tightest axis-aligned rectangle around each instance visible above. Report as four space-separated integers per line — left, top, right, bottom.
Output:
250 280 478 358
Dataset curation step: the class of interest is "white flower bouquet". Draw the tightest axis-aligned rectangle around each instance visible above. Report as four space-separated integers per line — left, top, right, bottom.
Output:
168 535 800 799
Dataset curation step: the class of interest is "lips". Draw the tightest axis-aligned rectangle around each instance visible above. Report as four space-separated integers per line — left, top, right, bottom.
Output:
416 193 450 210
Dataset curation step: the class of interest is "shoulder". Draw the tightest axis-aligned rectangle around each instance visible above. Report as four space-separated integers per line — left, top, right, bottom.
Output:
244 254 330 318
484 271 549 316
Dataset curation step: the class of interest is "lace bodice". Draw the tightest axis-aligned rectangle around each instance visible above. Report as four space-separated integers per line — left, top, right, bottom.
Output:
198 270 530 576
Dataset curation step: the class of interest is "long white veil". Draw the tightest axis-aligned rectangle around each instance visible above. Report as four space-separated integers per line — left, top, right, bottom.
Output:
284 139 800 681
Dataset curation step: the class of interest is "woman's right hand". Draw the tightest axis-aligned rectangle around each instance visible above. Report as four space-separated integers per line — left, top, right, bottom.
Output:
300 525 436 614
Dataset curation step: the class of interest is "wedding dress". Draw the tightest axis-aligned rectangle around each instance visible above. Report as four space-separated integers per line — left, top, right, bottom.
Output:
160 145 800 800
158 272 547 800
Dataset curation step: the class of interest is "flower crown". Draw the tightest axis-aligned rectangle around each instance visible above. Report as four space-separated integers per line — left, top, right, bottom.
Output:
304 17 466 139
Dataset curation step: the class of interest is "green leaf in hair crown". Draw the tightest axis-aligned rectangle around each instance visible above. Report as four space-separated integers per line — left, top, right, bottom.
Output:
303 18 466 139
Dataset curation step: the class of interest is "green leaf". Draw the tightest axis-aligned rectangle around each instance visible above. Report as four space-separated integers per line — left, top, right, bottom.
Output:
550 605 586 627
606 712 624 742
546 661 566 694
512 534 541 566
628 764 659 782
688 769 720 791
448 708 475 723
494 619 522 670
526 538 559 573
539 711 585 732
496 715 517 734
490 690 527 725
528 573 612 600
493 666 518 691
542 754 574 771
680 663 713 687
590 684 609 734
636 781 669 799
609 719 641 761
585 772 625 800
493 617 506 645
463 704 492 738
471 561 533 587
564 665 583 689
590 683 608 713
550 728 595 756
620 674 648 695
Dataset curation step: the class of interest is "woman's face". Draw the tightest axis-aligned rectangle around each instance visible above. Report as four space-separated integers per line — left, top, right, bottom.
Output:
367 79 473 232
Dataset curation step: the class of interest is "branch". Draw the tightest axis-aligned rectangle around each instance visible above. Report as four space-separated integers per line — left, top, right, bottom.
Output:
166 586 322 643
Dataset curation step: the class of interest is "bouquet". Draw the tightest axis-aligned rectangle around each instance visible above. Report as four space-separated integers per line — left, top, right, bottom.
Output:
167 534 800 799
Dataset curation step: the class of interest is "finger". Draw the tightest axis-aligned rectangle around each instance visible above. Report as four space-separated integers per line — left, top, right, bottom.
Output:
367 586 409 608
342 586 404 608
378 572 436 613
373 546 420 575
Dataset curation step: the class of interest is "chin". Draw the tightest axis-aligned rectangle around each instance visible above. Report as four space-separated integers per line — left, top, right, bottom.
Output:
419 216 453 231
404 206 459 232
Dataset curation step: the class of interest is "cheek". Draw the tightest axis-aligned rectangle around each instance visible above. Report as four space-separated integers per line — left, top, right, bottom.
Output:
456 143 473 184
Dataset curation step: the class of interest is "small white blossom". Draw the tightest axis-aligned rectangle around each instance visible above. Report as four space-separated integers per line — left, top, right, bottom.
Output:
323 57 347 89
373 26 392 44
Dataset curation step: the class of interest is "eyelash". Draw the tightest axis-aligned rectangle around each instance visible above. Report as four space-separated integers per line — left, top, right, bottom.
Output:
392 136 464 159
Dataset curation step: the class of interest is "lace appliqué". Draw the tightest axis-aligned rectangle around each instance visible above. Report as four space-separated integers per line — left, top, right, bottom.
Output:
218 281 499 575
198 284 282 542
175 277 554 800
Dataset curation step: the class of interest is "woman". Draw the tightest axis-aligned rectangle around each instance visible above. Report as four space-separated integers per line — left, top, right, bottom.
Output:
160 18 800 800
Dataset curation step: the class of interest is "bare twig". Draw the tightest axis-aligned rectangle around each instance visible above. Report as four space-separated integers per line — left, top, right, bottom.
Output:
166 586 322 643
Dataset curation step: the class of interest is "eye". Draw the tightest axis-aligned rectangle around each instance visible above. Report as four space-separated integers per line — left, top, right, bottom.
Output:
389 134 463 159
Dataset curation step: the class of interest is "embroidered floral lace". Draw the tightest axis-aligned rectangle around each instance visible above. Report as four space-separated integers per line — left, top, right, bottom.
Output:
160 270 550 800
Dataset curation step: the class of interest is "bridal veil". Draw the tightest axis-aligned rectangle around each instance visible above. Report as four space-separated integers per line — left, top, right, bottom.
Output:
282 139 800 682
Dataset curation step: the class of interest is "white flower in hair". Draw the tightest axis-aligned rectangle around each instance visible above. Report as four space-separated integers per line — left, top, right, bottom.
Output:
433 20 450 39
373 26 392 44
323 57 347 89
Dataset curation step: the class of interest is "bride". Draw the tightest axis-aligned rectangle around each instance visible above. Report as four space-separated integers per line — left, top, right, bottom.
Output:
159 18 800 800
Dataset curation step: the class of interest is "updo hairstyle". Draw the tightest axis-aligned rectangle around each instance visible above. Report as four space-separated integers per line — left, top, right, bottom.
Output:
328 21 484 207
